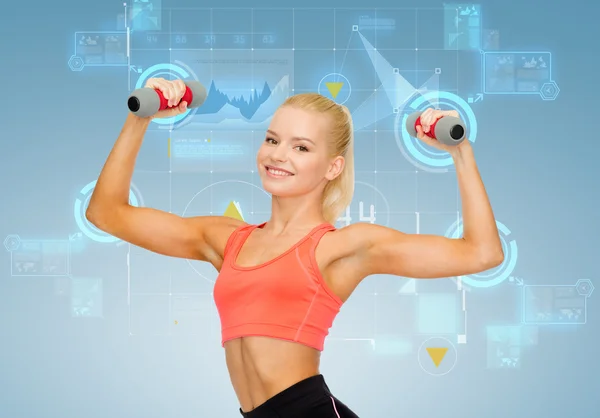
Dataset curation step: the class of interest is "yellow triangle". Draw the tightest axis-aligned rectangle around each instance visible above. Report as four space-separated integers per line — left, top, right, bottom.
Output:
223 201 244 222
426 347 448 367
325 82 344 99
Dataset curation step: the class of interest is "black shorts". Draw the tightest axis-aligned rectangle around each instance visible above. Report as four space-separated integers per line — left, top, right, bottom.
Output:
239 374 359 418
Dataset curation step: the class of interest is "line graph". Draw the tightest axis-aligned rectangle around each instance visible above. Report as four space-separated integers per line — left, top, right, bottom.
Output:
191 75 289 126
171 48 293 130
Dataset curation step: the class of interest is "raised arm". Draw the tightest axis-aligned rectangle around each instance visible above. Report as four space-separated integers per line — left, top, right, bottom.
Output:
339 108 504 280
86 78 244 265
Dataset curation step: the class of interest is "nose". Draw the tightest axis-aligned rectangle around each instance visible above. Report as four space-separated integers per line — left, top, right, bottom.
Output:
269 143 288 162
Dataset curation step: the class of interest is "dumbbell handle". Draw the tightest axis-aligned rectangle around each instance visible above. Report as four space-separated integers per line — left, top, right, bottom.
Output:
414 115 439 140
406 111 466 146
127 86 194 113
127 80 207 118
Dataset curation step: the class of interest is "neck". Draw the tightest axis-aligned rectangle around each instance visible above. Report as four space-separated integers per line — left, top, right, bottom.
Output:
267 191 327 234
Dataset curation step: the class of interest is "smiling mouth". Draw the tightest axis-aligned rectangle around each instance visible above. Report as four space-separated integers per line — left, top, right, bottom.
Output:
265 165 294 177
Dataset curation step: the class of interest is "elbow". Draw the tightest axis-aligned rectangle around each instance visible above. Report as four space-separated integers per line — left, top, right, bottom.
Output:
464 238 504 272
85 204 112 233
85 206 102 229
478 247 504 270
85 206 95 222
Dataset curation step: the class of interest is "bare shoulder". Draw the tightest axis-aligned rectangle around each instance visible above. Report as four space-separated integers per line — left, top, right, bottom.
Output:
319 222 393 272
322 222 377 258
317 222 377 272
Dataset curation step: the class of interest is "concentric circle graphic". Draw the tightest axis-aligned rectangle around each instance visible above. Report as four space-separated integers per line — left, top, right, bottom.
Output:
445 218 518 289
417 336 458 376
394 91 478 171
181 180 272 283
134 61 200 128
317 73 352 105
74 180 142 243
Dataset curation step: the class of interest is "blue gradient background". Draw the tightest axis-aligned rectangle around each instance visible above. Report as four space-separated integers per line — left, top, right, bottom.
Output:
1 0 599 417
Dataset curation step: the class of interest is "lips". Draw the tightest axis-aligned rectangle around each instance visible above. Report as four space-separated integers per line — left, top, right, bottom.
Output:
265 165 294 176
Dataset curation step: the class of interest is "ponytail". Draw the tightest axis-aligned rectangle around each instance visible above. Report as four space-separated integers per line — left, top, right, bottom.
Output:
321 105 355 225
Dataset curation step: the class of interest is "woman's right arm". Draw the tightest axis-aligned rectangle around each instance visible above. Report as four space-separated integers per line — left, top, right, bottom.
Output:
86 79 243 263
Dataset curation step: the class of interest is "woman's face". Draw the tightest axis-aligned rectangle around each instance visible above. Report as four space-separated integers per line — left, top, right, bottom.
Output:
256 106 342 198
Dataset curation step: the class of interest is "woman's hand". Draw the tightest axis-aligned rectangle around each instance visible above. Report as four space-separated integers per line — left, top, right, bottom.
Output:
143 78 189 119
415 108 469 155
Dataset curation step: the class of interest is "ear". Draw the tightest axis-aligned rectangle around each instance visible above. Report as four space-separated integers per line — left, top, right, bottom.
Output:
325 156 345 181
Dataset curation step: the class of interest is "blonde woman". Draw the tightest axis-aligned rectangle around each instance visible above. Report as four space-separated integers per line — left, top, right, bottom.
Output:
87 78 503 417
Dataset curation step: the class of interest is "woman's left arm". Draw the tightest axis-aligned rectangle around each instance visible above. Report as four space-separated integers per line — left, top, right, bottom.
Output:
344 109 504 279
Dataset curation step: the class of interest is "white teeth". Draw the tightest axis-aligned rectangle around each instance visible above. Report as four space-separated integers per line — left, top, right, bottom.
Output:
267 167 292 176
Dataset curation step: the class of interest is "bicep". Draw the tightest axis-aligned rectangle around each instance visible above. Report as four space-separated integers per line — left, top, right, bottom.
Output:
347 223 496 279
87 205 243 261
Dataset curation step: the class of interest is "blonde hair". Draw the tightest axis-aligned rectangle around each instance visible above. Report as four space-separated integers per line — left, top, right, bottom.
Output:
281 93 355 225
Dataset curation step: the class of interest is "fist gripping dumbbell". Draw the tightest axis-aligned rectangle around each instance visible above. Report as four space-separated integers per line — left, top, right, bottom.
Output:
127 80 208 118
405 111 466 146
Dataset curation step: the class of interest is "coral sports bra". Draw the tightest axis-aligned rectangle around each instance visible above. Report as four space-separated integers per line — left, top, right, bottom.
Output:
213 222 343 351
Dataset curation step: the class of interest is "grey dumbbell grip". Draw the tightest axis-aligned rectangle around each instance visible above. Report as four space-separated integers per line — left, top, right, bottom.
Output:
127 81 207 118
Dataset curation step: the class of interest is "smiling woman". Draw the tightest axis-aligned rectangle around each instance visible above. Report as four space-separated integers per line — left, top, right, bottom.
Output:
85 77 503 418
256 95 355 226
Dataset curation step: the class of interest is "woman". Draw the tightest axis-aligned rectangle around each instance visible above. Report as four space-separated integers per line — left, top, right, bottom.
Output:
86 77 504 417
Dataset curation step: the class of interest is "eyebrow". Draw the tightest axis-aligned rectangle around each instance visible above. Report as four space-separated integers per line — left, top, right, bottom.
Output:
266 129 315 145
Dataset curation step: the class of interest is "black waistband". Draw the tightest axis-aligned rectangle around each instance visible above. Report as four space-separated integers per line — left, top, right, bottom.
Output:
240 374 331 417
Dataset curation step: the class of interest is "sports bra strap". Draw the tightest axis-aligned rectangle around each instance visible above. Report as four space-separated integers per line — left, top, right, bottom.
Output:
303 223 336 258
308 223 336 244
222 223 262 261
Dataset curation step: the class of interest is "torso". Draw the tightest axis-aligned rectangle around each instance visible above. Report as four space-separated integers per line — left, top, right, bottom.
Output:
210 223 363 412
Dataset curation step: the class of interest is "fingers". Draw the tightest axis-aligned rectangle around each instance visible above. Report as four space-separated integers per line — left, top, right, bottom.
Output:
419 108 435 133
173 79 186 103
161 79 177 107
415 125 436 146
416 125 425 139
168 79 186 107
144 78 187 107
416 125 428 141
419 108 460 133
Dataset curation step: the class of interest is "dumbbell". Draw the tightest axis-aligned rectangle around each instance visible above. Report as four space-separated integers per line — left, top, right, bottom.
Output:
127 80 208 118
405 111 466 146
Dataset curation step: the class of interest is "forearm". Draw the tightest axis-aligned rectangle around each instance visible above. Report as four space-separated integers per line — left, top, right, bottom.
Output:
451 142 502 257
88 113 151 211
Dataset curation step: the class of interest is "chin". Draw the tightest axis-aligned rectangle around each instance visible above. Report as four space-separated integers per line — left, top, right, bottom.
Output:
259 177 300 198
261 179 297 197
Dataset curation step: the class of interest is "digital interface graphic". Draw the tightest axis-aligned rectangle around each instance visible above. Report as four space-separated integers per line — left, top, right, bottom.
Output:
5 3 594 407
